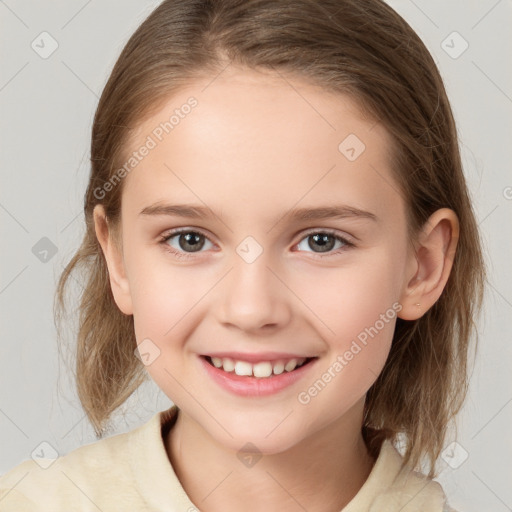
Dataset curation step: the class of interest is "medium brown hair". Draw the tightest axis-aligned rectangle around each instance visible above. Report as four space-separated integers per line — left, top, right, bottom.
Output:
54 0 485 478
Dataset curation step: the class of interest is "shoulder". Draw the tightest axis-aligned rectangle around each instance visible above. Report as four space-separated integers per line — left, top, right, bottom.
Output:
0 412 162 512
0 466 39 511
366 440 458 512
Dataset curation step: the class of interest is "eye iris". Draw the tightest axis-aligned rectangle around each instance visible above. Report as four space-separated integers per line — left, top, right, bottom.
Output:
179 232 204 252
172 232 340 254
309 233 335 253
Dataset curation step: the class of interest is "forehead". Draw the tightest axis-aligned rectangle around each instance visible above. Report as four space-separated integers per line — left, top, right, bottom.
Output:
120 67 401 223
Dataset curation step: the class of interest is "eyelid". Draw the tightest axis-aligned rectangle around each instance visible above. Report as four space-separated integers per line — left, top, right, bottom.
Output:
297 227 356 244
159 226 356 242
158 226 356 259
159 226 214 241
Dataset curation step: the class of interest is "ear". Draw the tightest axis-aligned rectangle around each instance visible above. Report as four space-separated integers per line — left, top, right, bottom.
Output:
398 208 459 320
93 204 133 315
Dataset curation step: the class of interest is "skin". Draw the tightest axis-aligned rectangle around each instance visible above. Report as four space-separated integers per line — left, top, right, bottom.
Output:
94 66 459 511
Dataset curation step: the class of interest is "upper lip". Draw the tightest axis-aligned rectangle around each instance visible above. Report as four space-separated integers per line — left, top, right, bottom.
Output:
201 352 317 363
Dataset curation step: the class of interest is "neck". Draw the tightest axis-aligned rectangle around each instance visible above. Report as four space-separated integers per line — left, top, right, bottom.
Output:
164 399 376 512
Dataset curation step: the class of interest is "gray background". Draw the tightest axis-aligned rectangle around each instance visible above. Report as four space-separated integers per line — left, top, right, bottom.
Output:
1 1 511 510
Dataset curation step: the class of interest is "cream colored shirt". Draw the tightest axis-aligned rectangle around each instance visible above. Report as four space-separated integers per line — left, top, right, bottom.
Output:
0 405 457 511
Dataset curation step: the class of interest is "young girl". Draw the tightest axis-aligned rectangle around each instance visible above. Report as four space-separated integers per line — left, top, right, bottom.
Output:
0 0 485 510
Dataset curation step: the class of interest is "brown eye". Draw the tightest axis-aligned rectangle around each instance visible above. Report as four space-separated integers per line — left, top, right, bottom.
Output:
307 233 337 253
176 232 205 252
160 229 214 255
296 231 353 256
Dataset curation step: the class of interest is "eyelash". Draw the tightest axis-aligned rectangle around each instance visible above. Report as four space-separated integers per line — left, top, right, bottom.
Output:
158 228 355 260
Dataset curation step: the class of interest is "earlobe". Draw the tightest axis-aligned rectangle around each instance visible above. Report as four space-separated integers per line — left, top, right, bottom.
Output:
93 205 133 315
398 208 459 320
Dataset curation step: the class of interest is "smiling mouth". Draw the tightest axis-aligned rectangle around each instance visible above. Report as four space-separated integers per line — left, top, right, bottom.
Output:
201 355 317 378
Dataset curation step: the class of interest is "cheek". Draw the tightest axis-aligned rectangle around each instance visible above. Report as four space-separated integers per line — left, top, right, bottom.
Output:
298 251 402 339
125 246 207 387
125 240 198 333
128 260 207 402
293 289 399 428
293 249 403 393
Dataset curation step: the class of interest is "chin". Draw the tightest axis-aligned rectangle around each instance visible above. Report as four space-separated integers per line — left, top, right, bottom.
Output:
208 416 305 455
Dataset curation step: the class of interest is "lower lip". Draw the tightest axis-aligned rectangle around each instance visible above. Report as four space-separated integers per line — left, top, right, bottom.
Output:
199 356 317 397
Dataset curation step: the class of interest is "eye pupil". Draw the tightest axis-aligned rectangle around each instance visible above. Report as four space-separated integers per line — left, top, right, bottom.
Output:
179 232 204 252
167 231 346 257
309 233 335 253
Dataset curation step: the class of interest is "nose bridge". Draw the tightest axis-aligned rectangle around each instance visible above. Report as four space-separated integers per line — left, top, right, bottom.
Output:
216 238 291 331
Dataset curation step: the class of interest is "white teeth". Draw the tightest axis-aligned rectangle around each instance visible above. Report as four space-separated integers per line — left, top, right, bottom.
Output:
234 361 253 376
207 356 311 378
284 358 298 372
272 361 285 375
222 357 235 372
253 362 273 378
211 357 223 368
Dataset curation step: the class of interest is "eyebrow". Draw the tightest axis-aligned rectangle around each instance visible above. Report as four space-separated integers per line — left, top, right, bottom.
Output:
139 202 377 222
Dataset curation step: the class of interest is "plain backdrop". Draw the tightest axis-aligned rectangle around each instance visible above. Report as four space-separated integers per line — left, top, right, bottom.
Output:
1 1 511 510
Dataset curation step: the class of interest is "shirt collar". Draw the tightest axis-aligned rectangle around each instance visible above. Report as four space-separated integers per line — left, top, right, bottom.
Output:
130 405 435 511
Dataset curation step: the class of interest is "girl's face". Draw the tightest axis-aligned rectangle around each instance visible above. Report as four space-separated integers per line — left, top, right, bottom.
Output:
99 68 417 454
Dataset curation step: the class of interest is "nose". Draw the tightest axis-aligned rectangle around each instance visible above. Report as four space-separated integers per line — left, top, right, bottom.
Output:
214 250 292 333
